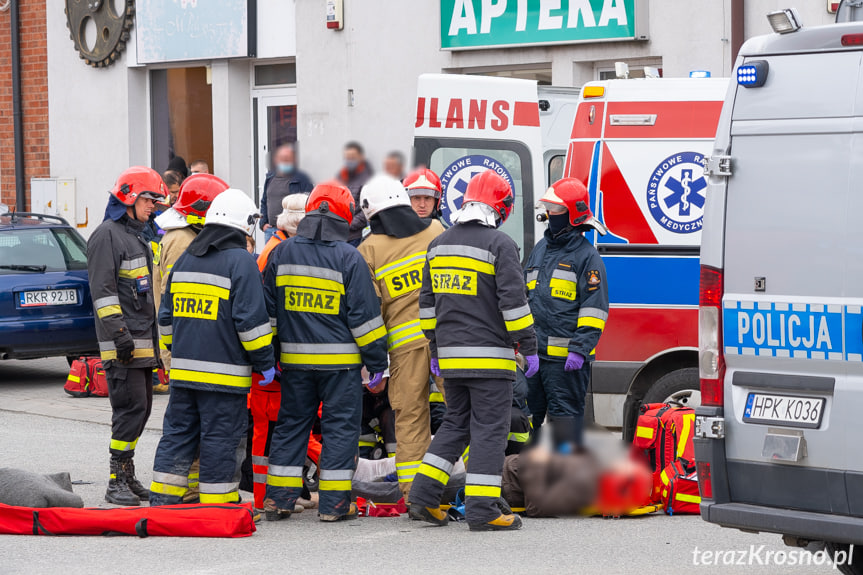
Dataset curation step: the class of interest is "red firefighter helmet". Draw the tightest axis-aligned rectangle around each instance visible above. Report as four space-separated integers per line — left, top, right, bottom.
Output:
404 168 442 199
110 166 167 206
540 177 608 235
173 174 230 224
306 181 355 224
462 170 514 224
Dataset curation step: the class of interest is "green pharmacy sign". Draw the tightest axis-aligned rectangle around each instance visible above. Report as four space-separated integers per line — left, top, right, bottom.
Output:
440 0 645 50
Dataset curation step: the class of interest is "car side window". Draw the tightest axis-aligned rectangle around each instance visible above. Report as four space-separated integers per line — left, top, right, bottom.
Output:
54 228 88 271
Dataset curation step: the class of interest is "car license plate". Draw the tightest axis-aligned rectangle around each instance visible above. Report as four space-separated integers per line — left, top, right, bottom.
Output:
19 289 78 307
743 392 825 429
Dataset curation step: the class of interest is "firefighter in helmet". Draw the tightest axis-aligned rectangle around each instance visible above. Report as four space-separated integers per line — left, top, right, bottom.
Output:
404 168 442 220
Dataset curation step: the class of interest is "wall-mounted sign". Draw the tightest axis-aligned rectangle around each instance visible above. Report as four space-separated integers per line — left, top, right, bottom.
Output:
440 0 647 50
136 0 257 63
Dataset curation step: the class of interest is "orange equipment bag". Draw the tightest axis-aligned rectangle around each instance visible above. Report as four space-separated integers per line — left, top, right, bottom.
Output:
631 403 696 506
64 357 108 398
659 458 701 515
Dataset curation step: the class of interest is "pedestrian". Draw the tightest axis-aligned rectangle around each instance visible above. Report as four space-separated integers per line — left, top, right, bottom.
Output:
337 141 373 246
357 175 444 498
162 170 183 206
150 189 275 506
524 178 609 452
408 170 539 532
167 155 189 180
263 181 388 522
404 168 442 219
189 160 209 175
383 151 405 181
256 193 309 273
260 143 314 242
87 166 168 506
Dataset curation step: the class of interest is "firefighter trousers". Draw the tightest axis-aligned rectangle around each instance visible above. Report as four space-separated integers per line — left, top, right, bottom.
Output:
527 358 590 447
389 344 436 496
105 366 153 459
409 377 512 525
149 387 247 506
266 368 362 517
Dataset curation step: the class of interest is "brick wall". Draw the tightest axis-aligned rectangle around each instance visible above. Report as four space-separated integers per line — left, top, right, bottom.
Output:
0 0 49 211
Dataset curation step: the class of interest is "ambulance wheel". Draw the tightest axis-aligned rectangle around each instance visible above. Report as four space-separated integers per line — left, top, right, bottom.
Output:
824 542 863 575
641 368 701 409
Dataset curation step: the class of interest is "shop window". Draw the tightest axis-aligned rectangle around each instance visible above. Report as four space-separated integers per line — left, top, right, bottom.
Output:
150 68 214 175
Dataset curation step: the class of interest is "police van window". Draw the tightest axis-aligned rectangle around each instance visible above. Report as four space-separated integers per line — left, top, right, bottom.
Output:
429 147 525 250
548 154 565 186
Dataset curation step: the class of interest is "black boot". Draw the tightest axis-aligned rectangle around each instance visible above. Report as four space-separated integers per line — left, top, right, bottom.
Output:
121 458 150 501
106 457 141 506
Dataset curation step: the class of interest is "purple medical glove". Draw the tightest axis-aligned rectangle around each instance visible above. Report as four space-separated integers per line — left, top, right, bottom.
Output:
564 352 585 372
524 354 540 378
368 372 385 390
259 367 276 386
430 358 441 378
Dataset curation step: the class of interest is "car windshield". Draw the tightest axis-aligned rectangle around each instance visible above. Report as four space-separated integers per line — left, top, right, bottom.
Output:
0 227 88 274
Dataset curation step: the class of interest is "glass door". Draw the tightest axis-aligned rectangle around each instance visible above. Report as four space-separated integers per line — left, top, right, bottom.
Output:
255 90 298 207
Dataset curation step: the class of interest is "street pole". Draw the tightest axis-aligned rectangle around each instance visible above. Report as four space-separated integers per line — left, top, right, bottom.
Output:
10 0 26 211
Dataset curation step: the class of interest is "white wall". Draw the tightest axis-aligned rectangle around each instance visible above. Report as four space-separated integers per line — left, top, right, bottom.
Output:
211 60 253 195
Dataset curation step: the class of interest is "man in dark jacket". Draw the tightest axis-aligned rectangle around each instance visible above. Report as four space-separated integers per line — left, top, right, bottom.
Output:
337 141 373 245
88 166 167 506
150 189 274 506
260 143 314 241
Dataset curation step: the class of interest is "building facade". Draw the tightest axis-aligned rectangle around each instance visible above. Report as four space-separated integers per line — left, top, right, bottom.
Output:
0 1 837 237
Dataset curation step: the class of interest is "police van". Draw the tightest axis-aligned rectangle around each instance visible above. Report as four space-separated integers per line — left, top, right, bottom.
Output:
696 10 863 568
414 73 726 436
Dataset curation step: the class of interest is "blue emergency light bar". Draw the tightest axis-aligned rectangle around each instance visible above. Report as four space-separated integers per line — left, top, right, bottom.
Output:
737 61 769 88
689 70 711 78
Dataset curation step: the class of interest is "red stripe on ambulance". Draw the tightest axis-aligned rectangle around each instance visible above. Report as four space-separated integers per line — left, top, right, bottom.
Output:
416 97 539 131
604 101 723 139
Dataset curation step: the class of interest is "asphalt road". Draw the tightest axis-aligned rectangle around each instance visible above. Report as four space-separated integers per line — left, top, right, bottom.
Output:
0 358 832 575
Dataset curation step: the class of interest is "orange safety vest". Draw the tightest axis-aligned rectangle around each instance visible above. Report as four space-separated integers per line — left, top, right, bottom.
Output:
257 231 288 273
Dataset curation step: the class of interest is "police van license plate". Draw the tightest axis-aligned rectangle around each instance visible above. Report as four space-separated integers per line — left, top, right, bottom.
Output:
19 289 78 307
743 393 825 429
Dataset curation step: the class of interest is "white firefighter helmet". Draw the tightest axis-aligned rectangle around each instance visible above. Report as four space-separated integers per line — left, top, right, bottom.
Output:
359 175 410 220
204 188 260 236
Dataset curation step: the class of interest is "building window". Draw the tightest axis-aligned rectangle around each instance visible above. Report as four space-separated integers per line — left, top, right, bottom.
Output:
150 68 214 175
254 63 297 87
597 60 663 80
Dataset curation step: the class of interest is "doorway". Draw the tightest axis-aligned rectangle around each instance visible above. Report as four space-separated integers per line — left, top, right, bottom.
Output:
253 89 297 207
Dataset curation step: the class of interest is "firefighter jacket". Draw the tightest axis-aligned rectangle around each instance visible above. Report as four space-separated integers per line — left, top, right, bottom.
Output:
524 229 609 361
263 236 388 373
153 226 197 312
158 227 274 394
419 221 537 381
87 215 159 369
358 219 444 354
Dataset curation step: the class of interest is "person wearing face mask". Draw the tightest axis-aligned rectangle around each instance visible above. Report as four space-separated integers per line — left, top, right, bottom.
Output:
260 143 314 242
523 178 609 454
337 141 374 246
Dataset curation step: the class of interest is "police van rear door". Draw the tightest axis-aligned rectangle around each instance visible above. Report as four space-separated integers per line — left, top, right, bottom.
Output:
413 74 545 260
720 48 863 515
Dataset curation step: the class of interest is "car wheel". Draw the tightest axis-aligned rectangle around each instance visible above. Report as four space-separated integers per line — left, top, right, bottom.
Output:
825 542 863 575
641 368 701 408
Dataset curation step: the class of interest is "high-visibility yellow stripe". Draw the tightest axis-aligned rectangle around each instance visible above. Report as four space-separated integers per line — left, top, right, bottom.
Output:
526 280 536 290
171 282 230 300
677 413 694 458
511 507 526 513
577 316 606 330
200 492 240 504
169 369 252 388
161 334 172 346
67 374 81 383
417 463 450 485
438 357 516 372
276 275 345 294
355 325 387 347
319 480 352 491
505 314 534 332
118 268 148 279
549 278 577 300
110 438 139 452
266 475 303 488
241 332 273 352
465 485 502 498
358 440 377 448
660 469 670 486
430 255 495 275
636 426 654 440
375 251 427 279
429 392 444 403
97 305 123 319
507 431 530 443
547 345 568 358
420 318 437 330
101 348 155 361
675 493 701 504
280 353 362 365
150 481 188 497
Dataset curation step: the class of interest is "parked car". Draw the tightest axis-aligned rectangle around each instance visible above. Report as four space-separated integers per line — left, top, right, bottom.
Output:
0 212 98 361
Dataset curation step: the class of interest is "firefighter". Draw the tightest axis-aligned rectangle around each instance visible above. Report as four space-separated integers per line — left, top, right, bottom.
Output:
404 168 442 219
150 189 275 506
524 178 609 452
263 182 388 522
87 166 167 506
151 173 229 501
408 170 539 532
357 175 445 497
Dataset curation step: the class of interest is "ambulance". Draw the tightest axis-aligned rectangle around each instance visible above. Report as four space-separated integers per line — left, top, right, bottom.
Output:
413 73 727 436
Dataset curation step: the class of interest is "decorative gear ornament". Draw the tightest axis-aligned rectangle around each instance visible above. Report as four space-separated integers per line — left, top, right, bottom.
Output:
65 0 134 68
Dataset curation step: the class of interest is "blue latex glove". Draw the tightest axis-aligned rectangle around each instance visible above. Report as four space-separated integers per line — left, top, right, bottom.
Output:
524 354 540 378
430 358 441 378
564 352 585 372
259 367 276 386
368 372 385 390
